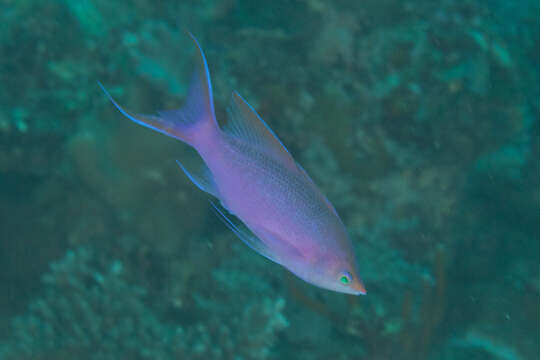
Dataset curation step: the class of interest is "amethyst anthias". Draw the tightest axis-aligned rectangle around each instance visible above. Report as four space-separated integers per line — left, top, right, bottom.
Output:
99 34 366 295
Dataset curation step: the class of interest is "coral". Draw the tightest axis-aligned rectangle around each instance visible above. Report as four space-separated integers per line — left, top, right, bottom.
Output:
0 246 178 360
0 245 287 360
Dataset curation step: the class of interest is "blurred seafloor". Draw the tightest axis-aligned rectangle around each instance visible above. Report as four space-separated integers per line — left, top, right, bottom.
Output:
0 0 539 359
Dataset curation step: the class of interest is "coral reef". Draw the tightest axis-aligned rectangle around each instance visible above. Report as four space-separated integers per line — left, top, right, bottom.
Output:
0 246 287 360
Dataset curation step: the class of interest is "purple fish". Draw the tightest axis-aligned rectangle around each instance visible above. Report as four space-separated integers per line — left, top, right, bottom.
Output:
99 34 366 295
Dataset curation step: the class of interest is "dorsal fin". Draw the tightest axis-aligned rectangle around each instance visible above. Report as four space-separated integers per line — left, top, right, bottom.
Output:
224 91 297 170
295 161 339 217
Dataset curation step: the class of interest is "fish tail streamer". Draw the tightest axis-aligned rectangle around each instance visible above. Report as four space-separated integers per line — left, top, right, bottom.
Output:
98 33 219 149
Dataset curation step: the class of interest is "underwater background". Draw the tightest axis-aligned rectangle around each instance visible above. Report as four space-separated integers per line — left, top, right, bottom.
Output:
1 0 539 359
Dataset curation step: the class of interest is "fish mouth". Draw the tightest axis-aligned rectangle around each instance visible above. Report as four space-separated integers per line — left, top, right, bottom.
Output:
352 280 367 295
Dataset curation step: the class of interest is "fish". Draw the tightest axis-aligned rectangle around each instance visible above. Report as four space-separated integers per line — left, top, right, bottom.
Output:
99 33 366 295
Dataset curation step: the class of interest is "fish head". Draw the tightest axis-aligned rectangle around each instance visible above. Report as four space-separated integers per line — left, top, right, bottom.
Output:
310 256 366 295
311 225 366 295
289 241 366 296
253 223 366 295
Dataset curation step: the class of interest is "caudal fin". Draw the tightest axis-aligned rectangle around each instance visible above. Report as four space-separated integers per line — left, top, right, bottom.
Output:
99 33 218 148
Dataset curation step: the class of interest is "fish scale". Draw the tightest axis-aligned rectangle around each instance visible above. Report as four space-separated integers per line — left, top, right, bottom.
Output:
218 137 330 225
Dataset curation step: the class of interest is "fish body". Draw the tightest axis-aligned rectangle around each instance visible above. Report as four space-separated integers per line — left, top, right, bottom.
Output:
100 34 366 295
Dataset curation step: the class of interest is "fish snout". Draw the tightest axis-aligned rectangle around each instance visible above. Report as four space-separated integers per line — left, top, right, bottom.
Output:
352 278 367 295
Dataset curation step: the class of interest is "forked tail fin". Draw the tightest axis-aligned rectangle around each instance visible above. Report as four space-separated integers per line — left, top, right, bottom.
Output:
99 33 218 148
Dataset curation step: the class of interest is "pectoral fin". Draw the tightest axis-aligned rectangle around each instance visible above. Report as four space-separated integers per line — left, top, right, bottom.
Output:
210 201 282 265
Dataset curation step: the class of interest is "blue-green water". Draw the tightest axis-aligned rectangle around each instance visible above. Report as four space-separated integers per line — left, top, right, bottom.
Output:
1 1 538 359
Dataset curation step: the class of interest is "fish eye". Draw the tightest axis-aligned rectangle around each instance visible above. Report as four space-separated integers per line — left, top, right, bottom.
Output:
338 271 352 285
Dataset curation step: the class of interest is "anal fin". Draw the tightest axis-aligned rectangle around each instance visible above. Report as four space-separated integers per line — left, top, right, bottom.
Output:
176 160 218 197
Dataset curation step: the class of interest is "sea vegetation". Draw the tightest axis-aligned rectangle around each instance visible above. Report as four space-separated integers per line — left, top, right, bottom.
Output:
1 0 538 359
